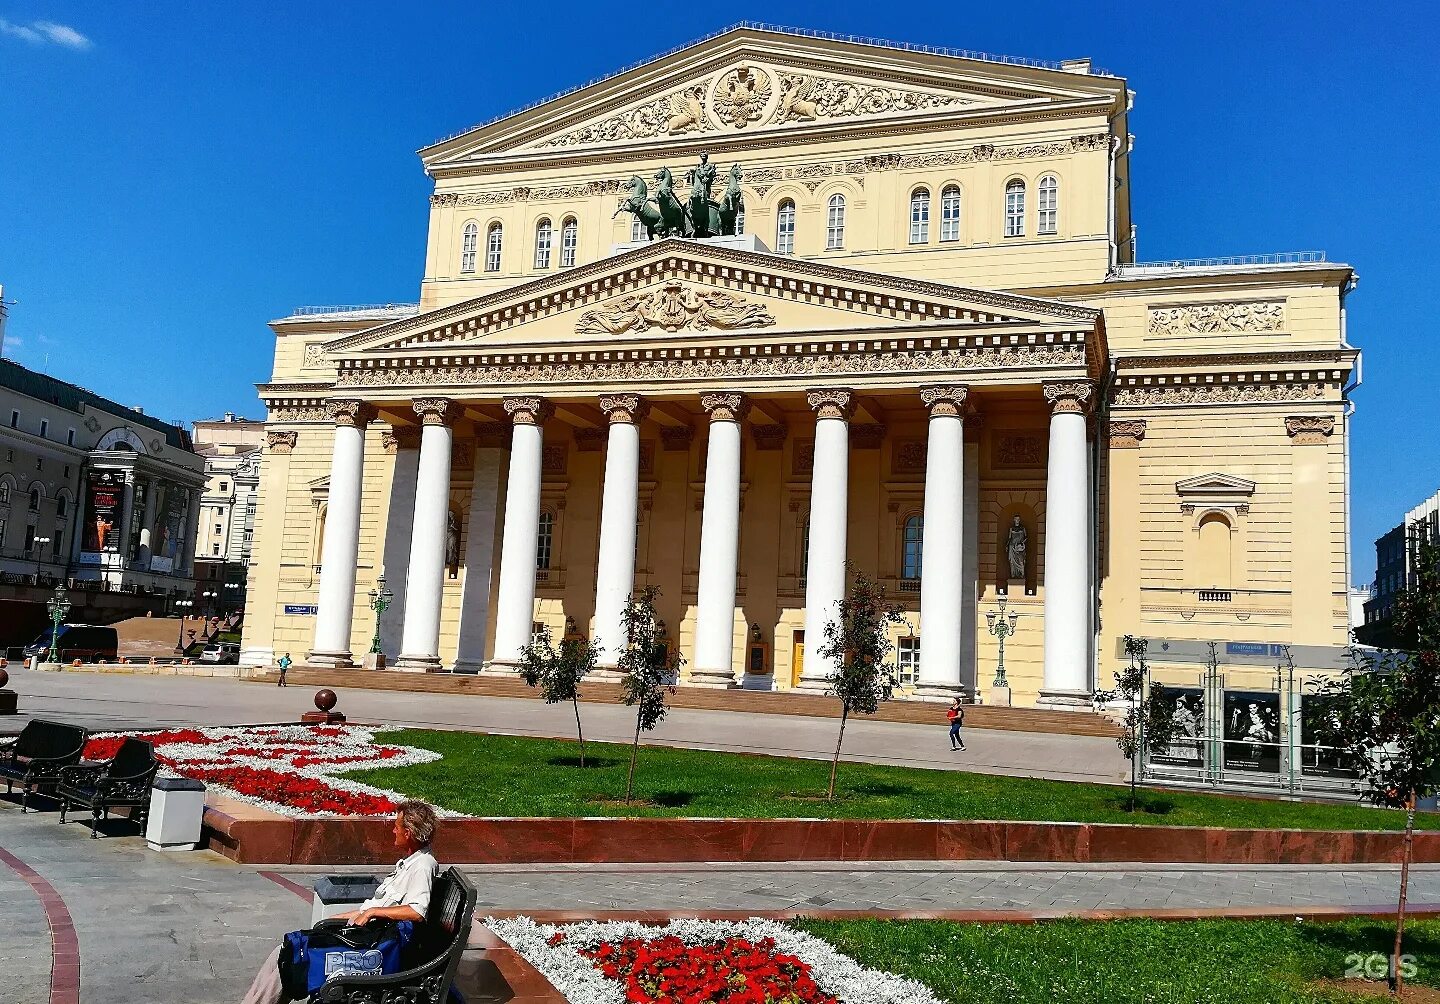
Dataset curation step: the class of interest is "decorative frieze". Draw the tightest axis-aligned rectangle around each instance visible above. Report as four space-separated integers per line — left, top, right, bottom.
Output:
660 425 695 450
993 432 1046 469
806 388 854 421
539 79 716 148
1146 301 1285 337
852 424 885 449
541 444 568 475
1108 419 1148 449
1113 378 1332 407
1284 415 1335 445
575 282 775 334
792 439 815 476
573 427 606 452
474 422 508 449
302 343 328 370
266 430 298 454
751 424 787 451
700 392 749 423
1042 381 1094 415
892 440 927 474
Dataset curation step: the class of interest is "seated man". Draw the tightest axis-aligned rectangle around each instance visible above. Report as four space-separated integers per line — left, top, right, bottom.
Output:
242 799 440 1004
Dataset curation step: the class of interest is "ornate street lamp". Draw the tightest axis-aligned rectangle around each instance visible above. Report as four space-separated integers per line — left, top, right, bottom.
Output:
985 596 1020 689
174 598 193 652
33 534 51 583
45 583 71 664
367 573 393 655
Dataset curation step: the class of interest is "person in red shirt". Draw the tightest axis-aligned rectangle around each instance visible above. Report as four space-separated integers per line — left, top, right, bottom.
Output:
947 698 966 752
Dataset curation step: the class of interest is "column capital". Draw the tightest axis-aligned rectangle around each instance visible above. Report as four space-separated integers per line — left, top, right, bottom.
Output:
600 393 648 425
1042 381 1095 415
474 422 509 449
503 396 553 426
700 392 750 423
412 397 455 427
751 424 788 451
327 399 376 428
266 430 298 455
1108 419 1147 449
920 385 969 417
660 425 695 451
806 388 854 421
1284 415 1335 445
382 427 423 454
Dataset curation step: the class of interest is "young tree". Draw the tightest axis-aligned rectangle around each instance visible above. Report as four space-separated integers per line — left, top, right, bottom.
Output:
1323 534 1440 996
1094 635 1176 811
518 625 598 767
817 567 906 800
616 586 680 803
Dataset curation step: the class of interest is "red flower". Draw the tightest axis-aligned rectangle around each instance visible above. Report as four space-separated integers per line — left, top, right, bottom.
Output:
578 935 839 1004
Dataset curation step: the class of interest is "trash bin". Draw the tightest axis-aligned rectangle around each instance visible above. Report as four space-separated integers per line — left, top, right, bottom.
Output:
145 776 207 851
311 875 383 925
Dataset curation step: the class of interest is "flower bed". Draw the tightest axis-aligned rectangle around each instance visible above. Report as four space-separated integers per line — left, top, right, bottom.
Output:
489 917 942 1004
83 724 442 818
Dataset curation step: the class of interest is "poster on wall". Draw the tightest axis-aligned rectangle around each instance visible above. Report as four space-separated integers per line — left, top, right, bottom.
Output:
1150 686 1206 768
149 486 186 572
1299 693 1358 778
81 470 124 553
1222 690 1282 773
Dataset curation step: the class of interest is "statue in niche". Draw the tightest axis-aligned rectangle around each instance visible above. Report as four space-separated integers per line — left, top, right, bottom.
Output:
445 512 459 577
1005 515 1028 583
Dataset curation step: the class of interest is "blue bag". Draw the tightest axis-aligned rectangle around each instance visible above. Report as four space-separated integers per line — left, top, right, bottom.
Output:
280 920 414 998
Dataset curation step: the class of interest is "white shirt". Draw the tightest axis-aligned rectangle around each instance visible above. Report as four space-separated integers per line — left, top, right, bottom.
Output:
360 848 438 915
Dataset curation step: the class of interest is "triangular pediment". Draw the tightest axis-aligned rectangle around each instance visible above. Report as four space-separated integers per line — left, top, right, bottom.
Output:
324 239 1100 359
423 26 1124 166
1176 473 1257 497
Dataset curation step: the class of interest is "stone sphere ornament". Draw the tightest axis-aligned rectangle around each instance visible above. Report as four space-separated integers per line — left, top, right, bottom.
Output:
314 688 338 712
0 667 8 688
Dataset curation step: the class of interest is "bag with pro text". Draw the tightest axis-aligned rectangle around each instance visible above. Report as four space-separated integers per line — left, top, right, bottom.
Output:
278 919 415 998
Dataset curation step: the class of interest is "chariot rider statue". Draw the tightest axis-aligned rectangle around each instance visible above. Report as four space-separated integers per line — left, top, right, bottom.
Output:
686 151 718 204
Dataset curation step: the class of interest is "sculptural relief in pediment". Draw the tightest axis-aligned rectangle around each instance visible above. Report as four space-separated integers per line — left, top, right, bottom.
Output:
575 281 776 335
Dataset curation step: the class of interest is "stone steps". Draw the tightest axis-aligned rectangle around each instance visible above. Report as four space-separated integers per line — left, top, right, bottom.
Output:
247 668 1122 738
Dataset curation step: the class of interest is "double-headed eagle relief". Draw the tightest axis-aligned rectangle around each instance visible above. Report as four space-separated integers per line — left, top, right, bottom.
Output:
613 152 744 240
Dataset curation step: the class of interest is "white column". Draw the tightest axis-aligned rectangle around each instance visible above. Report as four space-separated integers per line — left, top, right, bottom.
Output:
377 429 421 660
138 479 160 568
1040 381 1095 707
914 386 968 700
798 389 852 691
691 393 747 688
118 473 137 568
486 397 551 671
395 398 454 672
960 438 980 693
592 394 647 670
452 434 504 673
181 487 203 577
310 399 373 667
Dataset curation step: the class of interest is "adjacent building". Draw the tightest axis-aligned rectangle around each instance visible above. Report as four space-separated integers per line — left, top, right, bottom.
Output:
1359 489 1440 646
242 27 1360 707
192 412 265 614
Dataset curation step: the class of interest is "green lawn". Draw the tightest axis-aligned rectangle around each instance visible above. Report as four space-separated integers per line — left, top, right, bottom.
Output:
795 917 1440 1004
350 729 1434 831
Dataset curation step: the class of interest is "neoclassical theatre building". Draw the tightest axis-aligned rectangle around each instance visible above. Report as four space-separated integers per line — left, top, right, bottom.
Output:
242 27 1359 708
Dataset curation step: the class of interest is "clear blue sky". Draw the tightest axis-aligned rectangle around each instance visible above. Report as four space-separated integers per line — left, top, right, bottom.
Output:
1 3 1436 580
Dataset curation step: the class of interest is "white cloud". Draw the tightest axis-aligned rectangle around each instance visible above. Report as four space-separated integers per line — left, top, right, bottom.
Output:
0 17 92 49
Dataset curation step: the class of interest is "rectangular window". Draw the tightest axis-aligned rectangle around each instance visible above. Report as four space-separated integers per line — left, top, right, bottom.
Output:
212 543 220 555
67 428 75 446
23 524 36 555
219 481 228 492
54 528 63 558
9 411 18 429
0 518 6 547
39 420 48 438
897 637 921 687
215 523 223 535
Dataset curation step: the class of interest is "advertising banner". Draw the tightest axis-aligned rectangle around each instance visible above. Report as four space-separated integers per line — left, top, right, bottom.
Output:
81 470 124 554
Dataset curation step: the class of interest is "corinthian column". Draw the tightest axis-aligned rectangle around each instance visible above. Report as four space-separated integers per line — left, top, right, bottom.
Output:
487 397 551 672
915 386 968 700
592 394 647 671
1040 381 1095 707
691 392 748 688
395 398 454 672
310 399 374 667
798 388 853 691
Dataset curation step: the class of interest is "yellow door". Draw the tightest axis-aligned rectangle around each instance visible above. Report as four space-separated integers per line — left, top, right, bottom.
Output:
791 630 805 689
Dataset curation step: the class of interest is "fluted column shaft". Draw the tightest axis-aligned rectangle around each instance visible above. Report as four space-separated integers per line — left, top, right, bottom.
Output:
310 400 373 667
592 395 647 668
691 393 748 688
915 387 968 699
1040 381 1095 706
396 399 454 672
798 389 853 690
488 398 551 670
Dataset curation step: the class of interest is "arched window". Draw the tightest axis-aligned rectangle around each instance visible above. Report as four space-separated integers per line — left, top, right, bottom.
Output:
775 200 796 255
535 510 554 570
940 186 962 242
826 194 846 250
630 218 645 243
1004 180 1026 237
1197 513 1233 589
460 222 478 273
560 218 578 268
56 494 67 519
799 516 811 577
0 482 10 505
485 223 503 272
29 487 41 513
533 218 552 269
909 188 930 244
1038 174 1059 235
902 514 924 579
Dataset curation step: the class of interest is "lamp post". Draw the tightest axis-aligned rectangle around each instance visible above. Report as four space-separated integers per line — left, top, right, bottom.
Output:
174 598 193 652
985 596 1020 689
367 573 393 655
33 535 52 584
45 583 71 664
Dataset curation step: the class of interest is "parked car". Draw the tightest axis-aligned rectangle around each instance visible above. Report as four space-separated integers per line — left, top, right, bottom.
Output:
24 624 120 663
199 642 240 665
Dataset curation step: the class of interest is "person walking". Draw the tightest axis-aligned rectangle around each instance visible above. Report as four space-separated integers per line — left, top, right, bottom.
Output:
277 652 292 687
947 697 966 752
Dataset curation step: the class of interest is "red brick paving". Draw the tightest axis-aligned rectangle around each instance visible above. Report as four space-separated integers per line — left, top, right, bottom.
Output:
0 845 81 1004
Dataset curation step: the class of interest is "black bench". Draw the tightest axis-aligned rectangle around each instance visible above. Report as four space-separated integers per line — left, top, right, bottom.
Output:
57 737 159 837
0 719 89 811
313 867 477 1003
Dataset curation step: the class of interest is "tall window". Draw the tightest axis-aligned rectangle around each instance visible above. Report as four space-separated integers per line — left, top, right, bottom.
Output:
460 222 478 273
533 219 552 269
54 527 64 558
734 208 745 235
826 194 846 249
560 218 578 268
902 514 924 579
630 218 645 243
29 487 41 513
896 636 921 687
0 483 9 504
775 200 796 255
799 516 811 578
1037 174 1059 235
485 223 503 272
940 185 962 242
535 511 554 570
1005 180 1026 237
56 495 67 518
909 188 930 244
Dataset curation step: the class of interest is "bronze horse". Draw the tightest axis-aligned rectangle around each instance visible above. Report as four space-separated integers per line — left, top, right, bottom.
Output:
613 176 664 239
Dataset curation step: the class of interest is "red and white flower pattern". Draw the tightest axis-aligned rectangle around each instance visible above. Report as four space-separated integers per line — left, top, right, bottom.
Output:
83 724 443 818
488 917 942 1004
